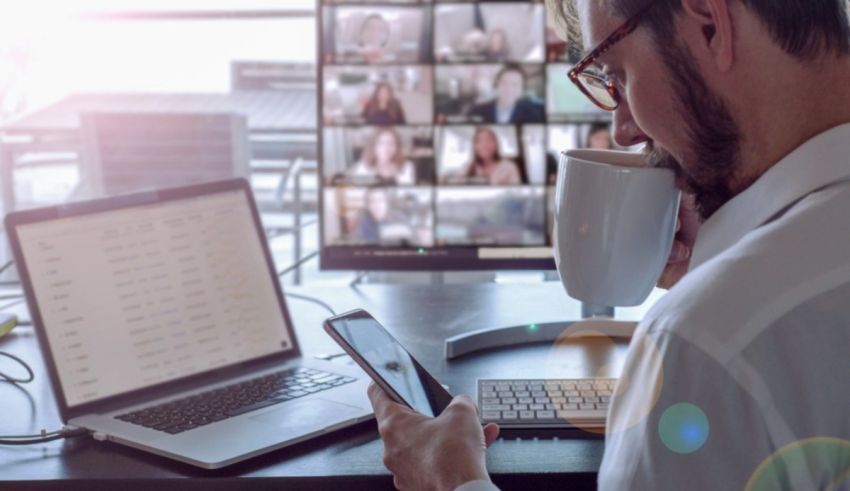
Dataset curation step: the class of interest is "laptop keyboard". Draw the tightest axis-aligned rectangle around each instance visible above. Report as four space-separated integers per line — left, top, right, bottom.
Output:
116 367 356 434
478 378 615 427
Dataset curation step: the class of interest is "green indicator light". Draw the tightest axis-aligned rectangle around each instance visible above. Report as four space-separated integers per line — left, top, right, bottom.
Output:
418 248 425 255
528 323 539 332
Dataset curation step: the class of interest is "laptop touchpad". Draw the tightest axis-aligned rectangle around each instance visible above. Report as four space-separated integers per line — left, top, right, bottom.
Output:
250 399 365 429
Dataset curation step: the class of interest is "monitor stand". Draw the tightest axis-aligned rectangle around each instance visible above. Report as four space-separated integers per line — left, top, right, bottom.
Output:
444 303 637 360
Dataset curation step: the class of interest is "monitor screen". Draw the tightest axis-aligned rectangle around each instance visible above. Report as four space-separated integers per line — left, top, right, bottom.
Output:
319 0 613 270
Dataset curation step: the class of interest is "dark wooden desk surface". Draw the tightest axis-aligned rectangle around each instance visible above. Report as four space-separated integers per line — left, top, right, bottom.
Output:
0 282 638 490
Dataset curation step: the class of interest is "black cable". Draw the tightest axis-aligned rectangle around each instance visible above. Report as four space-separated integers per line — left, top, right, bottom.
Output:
0 426 87 445
283 292 336 316
277 250 319 277
0 351 35 384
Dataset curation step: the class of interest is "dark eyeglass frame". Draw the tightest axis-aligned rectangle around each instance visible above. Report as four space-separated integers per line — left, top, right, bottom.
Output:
567 2 656 111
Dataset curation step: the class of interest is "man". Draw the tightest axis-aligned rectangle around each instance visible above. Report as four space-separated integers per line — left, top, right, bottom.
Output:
467 64 545 124
369 0 850 489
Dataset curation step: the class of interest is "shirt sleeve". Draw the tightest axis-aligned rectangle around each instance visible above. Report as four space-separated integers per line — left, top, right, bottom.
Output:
455 480 500 491
598 327 775 491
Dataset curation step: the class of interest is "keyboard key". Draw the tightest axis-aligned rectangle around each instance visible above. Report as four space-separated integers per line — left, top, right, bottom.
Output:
518 397 534 404
529 404 545 411
519 411 535 420
482 411 501 420
482 404 511 411
227 396 289 416
482 398 500 404
513 404 528 411
502 410 518 420
536 410 556 419
501 397 517 404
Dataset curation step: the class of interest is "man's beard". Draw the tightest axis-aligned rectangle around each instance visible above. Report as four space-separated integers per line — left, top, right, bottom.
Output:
644 39 742 221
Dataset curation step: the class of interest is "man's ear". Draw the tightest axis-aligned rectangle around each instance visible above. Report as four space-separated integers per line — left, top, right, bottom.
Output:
680 0 734 72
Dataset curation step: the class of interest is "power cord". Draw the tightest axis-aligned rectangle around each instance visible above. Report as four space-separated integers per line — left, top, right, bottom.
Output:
0 426 87 445
283 292 336 316
0 260 14 276
0 351 34 384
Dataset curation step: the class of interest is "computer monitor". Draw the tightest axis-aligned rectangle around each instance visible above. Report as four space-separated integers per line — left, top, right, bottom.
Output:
318 0 613 270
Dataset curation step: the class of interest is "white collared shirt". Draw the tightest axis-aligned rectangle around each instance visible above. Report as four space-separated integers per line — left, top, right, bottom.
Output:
599 123 850 489
459 123 850 491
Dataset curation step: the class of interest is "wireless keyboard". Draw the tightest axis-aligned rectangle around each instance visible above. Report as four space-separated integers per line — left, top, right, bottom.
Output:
477 378 615 429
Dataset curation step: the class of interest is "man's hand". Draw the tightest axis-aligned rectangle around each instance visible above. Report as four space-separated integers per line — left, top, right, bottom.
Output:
367 383 500 491
658 193 700 289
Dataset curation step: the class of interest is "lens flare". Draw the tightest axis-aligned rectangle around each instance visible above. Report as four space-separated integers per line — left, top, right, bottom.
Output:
746 438 850 491
658 402 709 454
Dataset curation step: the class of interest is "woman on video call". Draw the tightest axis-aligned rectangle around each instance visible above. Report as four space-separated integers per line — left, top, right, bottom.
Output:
362 82 407 125
357 13 391 63
349 127 416 185
447 127 522 185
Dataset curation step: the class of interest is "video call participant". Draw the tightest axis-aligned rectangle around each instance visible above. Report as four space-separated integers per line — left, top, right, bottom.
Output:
368 0 850 489
484 29 510 63
354 187 392 244
444 127 524 185
362 81 407 125
348 127 416 185
585 122 614 149
358 13 391 63
468 64 545 124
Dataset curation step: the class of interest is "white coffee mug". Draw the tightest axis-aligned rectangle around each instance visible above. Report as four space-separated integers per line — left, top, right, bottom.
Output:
554 149 681 306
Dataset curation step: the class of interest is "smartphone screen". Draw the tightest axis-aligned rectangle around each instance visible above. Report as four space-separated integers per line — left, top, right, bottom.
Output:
324 309 452 417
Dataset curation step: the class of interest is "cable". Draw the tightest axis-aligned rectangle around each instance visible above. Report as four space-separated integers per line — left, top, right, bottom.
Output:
277 250 319 277
0 260 14 276
0 426 87 445
283 292 336 316
0 351 34 384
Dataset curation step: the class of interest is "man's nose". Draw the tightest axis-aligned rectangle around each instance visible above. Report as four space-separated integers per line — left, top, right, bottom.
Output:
612 100 649 148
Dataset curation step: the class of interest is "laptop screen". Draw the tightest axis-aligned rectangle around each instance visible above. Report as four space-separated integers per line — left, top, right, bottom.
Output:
16 189 294 408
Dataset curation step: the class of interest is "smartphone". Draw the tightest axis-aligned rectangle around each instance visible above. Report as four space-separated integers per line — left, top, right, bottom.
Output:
323 308 453 417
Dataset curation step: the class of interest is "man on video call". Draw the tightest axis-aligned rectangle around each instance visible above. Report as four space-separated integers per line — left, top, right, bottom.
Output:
368 0 850 489
468 64 546 124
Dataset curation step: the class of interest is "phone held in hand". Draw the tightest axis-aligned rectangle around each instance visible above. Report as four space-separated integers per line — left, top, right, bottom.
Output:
323 309 453 417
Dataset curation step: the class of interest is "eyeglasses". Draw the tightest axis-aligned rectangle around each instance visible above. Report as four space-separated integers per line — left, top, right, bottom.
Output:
568 2 656 111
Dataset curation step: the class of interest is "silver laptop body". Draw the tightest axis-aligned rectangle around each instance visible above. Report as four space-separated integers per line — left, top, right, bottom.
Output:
4 179 372 469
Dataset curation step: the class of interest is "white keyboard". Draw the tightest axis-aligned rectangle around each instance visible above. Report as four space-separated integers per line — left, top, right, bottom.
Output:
477 378 615 429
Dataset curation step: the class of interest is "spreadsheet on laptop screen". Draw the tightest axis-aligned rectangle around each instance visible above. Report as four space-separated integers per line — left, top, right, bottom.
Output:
17 190 294 407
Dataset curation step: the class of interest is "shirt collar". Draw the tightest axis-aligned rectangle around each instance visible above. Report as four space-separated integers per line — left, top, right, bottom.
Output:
689 123 850 271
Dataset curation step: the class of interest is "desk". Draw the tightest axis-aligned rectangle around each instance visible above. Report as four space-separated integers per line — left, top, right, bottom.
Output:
0 90 318 213
0 282 639 490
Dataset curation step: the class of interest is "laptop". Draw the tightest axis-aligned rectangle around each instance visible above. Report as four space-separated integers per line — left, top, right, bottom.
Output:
4 179 373 469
